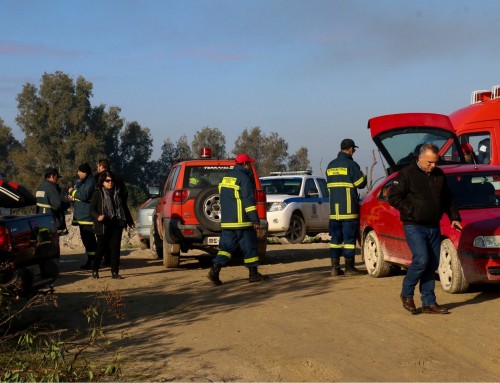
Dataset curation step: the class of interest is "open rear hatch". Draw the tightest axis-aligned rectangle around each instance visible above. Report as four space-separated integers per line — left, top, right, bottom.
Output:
368 113 466 175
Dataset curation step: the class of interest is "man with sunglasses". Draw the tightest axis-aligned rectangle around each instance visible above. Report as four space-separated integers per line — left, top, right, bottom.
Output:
326 138 367 276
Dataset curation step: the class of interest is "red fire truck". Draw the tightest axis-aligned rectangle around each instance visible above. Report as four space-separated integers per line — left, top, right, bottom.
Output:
450 85 499 165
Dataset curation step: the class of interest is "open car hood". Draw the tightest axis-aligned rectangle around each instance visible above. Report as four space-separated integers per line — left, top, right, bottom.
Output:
367 113 465 174
0 179 36 208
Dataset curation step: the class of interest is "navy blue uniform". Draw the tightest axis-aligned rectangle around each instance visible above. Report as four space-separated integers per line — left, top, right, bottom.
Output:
326 151 366 260
213 163 260 267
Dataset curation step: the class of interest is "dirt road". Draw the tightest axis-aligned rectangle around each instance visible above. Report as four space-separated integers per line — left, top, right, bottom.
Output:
51 243 500 382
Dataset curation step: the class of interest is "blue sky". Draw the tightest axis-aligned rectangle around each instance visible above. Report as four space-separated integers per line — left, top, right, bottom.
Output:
2 0 500 177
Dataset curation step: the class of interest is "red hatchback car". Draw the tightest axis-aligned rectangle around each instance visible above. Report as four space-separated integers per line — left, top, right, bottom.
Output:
360 113 500 293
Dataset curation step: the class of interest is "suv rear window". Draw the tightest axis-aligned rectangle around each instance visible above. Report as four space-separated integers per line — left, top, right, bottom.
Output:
182 165 233 188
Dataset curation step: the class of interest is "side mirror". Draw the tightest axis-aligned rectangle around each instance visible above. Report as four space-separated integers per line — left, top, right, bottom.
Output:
148 186 160 196
306 188 319 198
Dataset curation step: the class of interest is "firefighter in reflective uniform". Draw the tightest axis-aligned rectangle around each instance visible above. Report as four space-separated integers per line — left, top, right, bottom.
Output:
208 153 268 285
326 139 367 276
68 163 97 270
36 167 69 235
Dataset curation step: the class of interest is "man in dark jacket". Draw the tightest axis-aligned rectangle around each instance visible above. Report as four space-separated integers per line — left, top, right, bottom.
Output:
208 153 267 285
388 143 462 315
36 167 69 235
326 138 367 276
68 163 97 270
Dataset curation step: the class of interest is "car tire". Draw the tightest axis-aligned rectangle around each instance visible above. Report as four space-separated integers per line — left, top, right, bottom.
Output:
163 221 180 268
285 214 306 244
194 187 222 232
363 231 392 277
438 238 469 294
150 216 163 259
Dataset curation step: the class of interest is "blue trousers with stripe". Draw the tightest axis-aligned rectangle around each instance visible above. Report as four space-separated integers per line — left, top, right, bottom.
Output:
213 229 259 268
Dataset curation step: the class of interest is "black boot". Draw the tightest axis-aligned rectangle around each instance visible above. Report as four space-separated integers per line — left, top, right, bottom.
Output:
91 270 99 279
344 257 365 276
331 258 345 276
208 264 222 286
112 272 122 279
248 267 268 283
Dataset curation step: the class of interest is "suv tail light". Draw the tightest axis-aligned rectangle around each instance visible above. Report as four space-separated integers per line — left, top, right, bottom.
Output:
0 225 12 252
256 189 267 204
173 189 189 203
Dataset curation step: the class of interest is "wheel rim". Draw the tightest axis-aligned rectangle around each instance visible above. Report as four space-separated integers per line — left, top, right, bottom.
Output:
287 217 303 241
364 235 378 274
439 246 453 289
203 195 221 222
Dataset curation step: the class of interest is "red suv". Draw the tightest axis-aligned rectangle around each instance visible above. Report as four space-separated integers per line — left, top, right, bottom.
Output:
151 150 268 268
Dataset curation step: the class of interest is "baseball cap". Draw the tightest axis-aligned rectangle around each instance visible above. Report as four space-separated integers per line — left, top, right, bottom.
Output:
340 138 359 150
235 153 256 164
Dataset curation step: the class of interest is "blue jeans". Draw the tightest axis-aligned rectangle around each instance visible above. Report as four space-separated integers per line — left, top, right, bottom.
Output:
402 224 441 306
329 220 358 260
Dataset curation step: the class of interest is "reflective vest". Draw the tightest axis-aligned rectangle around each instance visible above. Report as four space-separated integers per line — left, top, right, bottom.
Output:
326 151 367 220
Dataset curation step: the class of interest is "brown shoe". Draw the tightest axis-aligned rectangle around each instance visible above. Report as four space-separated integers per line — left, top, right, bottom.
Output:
422 303 450 314
400 294 417 314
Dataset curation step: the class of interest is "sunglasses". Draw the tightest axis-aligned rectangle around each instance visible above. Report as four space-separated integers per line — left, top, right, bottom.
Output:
104 178 114 183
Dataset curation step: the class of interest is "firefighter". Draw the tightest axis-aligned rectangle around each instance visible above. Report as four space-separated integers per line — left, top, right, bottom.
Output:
36 167 70 235
68 163 97 270
326 138 367 276
208 153 267 285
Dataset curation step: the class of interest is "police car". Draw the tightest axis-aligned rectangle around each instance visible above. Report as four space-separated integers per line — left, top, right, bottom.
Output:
260 171 330 243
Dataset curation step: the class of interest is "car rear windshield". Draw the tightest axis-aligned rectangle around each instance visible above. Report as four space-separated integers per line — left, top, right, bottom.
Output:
261 178 302 195
378 128 463 168
446 172 500 209
183 165 233 188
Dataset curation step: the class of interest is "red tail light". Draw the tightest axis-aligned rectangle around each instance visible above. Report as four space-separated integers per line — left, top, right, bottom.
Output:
256 189 266 203
173 189 189 203
0 225 12 252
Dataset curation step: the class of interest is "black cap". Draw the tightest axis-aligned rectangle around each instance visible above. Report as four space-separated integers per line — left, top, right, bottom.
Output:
78 162 92 175
340 138 359 150
45 167 61 179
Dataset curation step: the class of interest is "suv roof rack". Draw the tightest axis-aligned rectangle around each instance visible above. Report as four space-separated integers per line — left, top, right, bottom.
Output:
269 170 312 176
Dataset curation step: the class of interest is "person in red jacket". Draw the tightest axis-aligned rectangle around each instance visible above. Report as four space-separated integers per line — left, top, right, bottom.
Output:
208 154 267 285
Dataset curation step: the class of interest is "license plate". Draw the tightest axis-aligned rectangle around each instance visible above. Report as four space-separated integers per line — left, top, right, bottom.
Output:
206 237 219 245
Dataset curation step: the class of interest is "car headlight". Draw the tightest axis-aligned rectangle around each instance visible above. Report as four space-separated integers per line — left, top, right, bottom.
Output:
268 202 286 212
473 236 500 249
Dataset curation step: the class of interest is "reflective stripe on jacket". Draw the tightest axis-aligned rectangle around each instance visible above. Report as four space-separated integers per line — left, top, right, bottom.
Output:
218 164 259 229
72 174 97 225
326 151 367 220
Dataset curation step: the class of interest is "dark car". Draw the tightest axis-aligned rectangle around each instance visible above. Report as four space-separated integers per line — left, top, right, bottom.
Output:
360 113 500 293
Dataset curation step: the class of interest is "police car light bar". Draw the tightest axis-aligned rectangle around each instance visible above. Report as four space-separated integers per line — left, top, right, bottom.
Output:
269 170 312 176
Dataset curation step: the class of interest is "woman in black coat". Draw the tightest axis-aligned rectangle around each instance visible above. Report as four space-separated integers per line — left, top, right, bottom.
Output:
90 171 134 279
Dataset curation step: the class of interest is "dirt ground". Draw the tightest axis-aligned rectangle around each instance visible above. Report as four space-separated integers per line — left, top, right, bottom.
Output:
44 240 500 382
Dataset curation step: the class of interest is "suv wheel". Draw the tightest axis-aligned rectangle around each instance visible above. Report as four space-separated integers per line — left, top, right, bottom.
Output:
285 214 306 244
150 216 163 259
163 222 180 268
194 187 222 232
